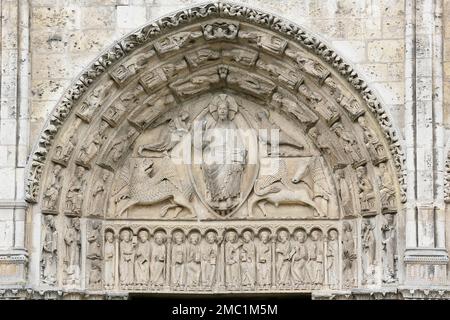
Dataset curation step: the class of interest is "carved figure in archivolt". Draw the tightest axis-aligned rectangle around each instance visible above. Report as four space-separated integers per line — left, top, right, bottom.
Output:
326 229 339 289
77 121 109 168
186 49 220 68
307 230 324 286
41 215 58 285
64 166 87 216
361 219 376 285
356 165 376 213
107 128 138 165
90 171 109 216
201 231 219 288
63 217 81 285
77 87 104 122
331 122 364 166
256 230 272 288
225 230 242 289
104 230 116 289
113 159 195 218
285 49 330 82
238 31 287 54
342 221 357 287
292 156 332 218
291 229 310 287
240 230 256 288
382 214 397 283
150 231 166 287
276 230 293 287
42 164 63 213
186 232 202 288
249 159 318 217
378 163 396 212
134 229 151 287
334 168 354 217
154 31 202 54
255 110 304 157
270 92 318 127
138 111 190 156
119 229 135 287
358 116 387 163
298 83 339 125
53 118 82 166
199 94 247 214
171 230 186 288
308 126 345 170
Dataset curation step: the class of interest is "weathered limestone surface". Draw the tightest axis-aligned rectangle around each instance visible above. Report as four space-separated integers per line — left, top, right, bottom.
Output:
0 0 448 299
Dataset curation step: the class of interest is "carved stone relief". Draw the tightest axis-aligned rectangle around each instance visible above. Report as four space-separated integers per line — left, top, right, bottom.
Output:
29 9 403 296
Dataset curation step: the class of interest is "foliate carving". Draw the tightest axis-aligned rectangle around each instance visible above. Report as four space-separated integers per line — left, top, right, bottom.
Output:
342 221 356 288
42 164 63 214
87 221 103 288
355 165 376 214
381 214 397 283
154 31 203 55
41 215 58 285
202 21 239 40
64 166 87 217
63 217 81 286
357 116 388 164
285 49 330 83
361 219 376 285
331 122 366 168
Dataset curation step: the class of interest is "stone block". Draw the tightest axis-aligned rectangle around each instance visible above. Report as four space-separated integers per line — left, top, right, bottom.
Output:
368 40 404 62
332 40 366 63
80 6 115 29
31 7 80 29
116 5 147 29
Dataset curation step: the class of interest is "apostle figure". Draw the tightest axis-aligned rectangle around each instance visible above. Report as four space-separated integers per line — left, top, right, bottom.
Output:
134 229 151 286
225 230 242 289
171 230 186 288
291 229 310 287
240 230 256 288
119 229 135 287
186 232 202 288
256 230 272 288
150 231 166 287
64 218 81 285
276 230 293 287
326 230 339 289
201 231 219 288
41 215 58 285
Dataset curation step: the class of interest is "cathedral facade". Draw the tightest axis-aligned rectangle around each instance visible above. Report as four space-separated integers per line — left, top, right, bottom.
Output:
0 0 449 299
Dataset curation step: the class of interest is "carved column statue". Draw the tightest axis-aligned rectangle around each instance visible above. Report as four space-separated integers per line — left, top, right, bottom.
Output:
382 214 397 283
240 230 256 289
134 229 151 288
224 230 241 290
171 230 186 289
334 168 354 217
291 229 309 288
201 231 219 289
342 221 357 288
275 230 292 288
361 219 376 285
186 232 202 289
307 230 324 287
119 229 135 288
87 220 102 287
326 229 339 289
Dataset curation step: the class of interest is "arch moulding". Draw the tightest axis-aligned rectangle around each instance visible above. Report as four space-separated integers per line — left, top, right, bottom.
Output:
26 1 406 297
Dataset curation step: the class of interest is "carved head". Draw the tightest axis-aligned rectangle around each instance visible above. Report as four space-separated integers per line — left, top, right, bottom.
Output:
278 230 289 242
102 171 110 181
53 164 62 175
75 166 85 178
386 213 394 224
44 215 55 228
209 94 238 121
138 229 149 242
242 230 253 243
205 231 217 244
356 165 366 178
357 116 368 128
378 162 387 172
343 221 352 232
331 122 344 136
335 168 345 179
308 126 318 139
173 230 185 244
311 230 322 241
72 217 80 230
189 232 200 245
225 230 237 243
120 229 132 241
105 230 114 243
91 220 101 230
154 231 165 244
294 230 307 243
328 229 338 241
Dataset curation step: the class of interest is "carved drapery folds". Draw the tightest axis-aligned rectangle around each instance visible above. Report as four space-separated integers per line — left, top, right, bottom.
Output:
32 2 402 294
